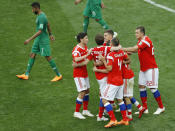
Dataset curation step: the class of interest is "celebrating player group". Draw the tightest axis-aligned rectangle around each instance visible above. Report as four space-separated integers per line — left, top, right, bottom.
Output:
72 27 165 128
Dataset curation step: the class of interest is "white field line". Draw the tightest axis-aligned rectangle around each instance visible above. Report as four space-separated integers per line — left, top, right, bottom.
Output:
144 0 175 13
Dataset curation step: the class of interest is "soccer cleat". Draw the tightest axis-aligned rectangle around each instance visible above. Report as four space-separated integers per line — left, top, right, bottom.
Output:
97 116 109 121
117 119 129 125
153 107 165 115
51 75 62 82
82 110 94 117
73 112 86 119
16 74 29 80
135 109 149 114
139 108 146 118
104 120 118 128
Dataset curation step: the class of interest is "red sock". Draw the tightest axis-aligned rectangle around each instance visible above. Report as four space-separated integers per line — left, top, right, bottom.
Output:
109 101 114 104
155 96 164 108
83 101 88 110
75 103 82 112
141 97 147 109
108 110 116 121
120 110 127 121
98 107 105 118
127 111 132 116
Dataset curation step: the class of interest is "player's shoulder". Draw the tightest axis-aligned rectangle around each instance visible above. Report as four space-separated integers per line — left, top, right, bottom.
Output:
142 36 152 45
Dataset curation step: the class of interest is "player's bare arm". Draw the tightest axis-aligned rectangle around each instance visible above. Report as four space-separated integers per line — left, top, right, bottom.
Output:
122 45 138 53
99 55 112 71
47 23 55 41
24 30 42 45
93 66 108 73
110 45 122 52
101 1 105 9
74 49 92 62
75 0 83 5
72 59 90 68
94 61 103 67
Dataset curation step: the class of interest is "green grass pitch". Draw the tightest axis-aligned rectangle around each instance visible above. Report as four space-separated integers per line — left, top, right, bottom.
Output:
0 0 175 130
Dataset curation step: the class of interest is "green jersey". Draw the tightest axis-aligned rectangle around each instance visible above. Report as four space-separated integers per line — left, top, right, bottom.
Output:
86 0 101 8
35 12 49 45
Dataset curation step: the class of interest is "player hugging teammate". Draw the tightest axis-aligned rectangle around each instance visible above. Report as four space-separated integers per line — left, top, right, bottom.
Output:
72 28 165 128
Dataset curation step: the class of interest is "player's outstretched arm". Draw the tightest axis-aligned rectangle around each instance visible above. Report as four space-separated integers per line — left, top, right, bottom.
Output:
24 30 42 45
94 61 103 66
75 0 83 5
47 23 55 41
111 45 122 51
72 59 90 68
93 66 108 73
122 45 138 53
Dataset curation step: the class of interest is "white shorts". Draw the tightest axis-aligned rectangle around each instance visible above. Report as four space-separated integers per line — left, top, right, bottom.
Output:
97 77 107 95
139 68 159 89
102 84 124 101
74 77 90 92
123 77 134 97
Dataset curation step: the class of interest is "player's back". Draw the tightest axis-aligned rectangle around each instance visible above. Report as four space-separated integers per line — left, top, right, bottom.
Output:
72 45 88 78
87 0 101 7
107 50 127 86
89 46 111 80
137 36 158 71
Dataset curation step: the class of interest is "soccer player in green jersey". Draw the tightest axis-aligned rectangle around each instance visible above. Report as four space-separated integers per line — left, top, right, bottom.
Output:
16 2 62 82
75 0 109 33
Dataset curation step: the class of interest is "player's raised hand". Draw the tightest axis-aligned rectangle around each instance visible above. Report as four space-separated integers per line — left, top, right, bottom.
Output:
24 39 30 45
50 35 55 41
74 0 82 5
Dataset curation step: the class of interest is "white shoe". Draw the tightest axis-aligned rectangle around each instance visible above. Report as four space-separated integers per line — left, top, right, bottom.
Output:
135 109 149 114
113 32 118 38
115 109 120 112
74 112 86 119
97 116 109 121
82 110 94 117
153 107 165 115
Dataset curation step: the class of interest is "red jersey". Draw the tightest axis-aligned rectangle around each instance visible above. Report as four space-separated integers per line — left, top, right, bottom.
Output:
122 64 134 79
72 45 88 78
137 36 158 72
107 50 128 86
88 46 111 80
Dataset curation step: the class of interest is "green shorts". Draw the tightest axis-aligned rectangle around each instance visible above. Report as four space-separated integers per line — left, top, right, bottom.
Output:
83 5 102 19
31 40 51 56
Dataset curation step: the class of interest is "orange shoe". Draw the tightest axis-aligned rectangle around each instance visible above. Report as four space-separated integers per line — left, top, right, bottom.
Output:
104 120 118 128
51 75 62 82
16 74 29 80
118 119 129 125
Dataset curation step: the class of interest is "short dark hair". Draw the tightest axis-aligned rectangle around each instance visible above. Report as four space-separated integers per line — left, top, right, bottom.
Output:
95 34 104 45
77 32 87 43
136 26 145 35
31 2 40 9
111 38 120 46
104 30 114 36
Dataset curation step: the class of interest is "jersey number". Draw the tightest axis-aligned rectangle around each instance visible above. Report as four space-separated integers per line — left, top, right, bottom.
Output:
118 59 122 70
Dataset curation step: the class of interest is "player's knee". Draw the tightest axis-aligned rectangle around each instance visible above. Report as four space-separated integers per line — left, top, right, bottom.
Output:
117 99 123 103
85 89 89 94
139 85 146 89
102 99 108 105
30 53 36 58
46 56 52 61
84 16 88 18
150 88 157 93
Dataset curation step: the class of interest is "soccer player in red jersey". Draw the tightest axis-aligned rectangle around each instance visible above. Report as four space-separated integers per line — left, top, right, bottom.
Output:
123 26 165 115
122 55 144 119
72 32 94 119
94 38 130 128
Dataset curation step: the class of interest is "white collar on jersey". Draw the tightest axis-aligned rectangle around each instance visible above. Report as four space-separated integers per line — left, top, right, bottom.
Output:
77 44 85 50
